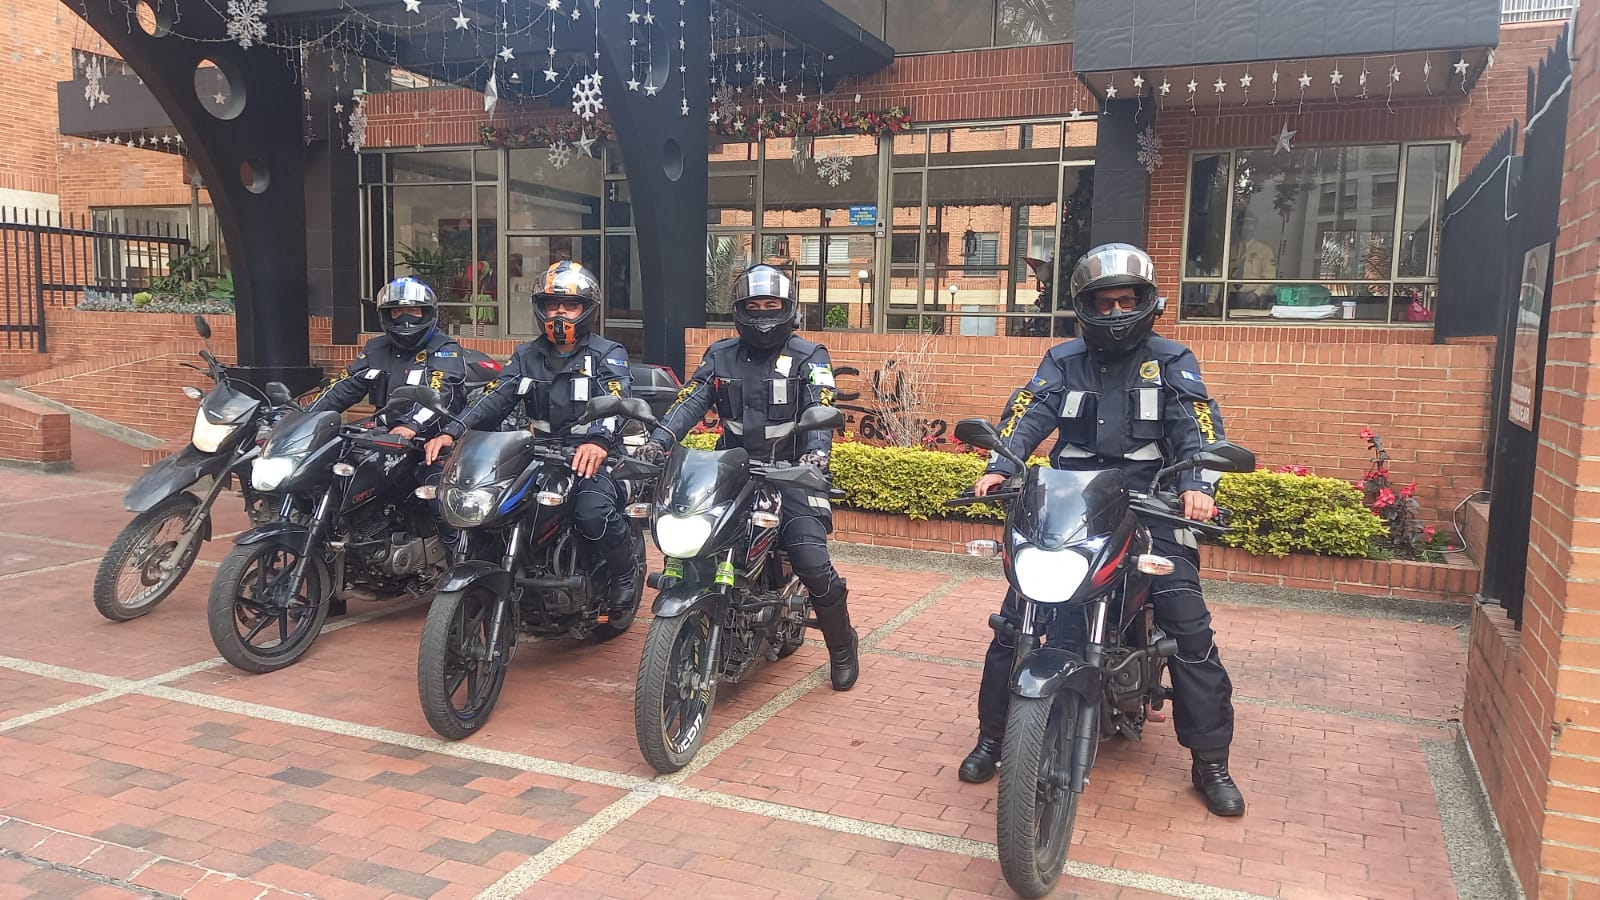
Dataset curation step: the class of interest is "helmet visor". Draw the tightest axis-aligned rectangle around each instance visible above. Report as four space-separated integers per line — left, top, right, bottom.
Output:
733 268 796 304
377 280 437 307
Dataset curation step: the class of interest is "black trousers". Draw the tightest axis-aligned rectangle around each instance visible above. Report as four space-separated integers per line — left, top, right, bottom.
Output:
777 488 844 603
571 471 634 576
976 521 1235 752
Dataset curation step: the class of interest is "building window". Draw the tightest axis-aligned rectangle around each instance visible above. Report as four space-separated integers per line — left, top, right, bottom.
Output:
1179 142 1453 325
842 0 1072 51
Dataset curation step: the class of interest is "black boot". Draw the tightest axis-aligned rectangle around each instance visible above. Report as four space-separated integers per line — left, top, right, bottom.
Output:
603 544 641 614
811 580 859 691
1191 748 1246 816
958 729 1003 783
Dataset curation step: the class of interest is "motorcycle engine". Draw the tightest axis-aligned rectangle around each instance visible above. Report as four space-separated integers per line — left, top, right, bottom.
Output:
380 533 445 577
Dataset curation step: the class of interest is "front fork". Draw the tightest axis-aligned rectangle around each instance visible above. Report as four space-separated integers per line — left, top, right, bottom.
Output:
1014 596 1108 794
481 522 523 664
283 486 337 608
696 548 736 690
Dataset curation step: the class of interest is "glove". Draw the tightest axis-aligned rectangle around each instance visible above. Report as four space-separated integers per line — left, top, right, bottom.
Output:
799 450 829 471
636 440 668 466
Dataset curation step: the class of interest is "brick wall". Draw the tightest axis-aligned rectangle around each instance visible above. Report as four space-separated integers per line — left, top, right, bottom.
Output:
684 324 1490 528
0 392 70 465
1463 6 1600 897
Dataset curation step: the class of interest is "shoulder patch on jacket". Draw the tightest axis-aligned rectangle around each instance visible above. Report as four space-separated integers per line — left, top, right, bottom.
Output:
433 350 459 358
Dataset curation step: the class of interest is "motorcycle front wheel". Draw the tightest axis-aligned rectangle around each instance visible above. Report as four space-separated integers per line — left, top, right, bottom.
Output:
634 602 717 774
417 584 514 740
997 693 1082 898
207 539 328 673
93 493 205 622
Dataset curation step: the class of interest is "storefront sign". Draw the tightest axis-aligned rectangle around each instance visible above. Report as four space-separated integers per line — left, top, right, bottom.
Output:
848 205 877 227
1508 243 1551 431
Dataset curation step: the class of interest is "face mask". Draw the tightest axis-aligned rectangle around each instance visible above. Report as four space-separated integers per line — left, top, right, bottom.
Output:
391 312 424 329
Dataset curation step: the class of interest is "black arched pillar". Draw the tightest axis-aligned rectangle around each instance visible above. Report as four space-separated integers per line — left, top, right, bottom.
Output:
68 0 323 391
592 0 710 376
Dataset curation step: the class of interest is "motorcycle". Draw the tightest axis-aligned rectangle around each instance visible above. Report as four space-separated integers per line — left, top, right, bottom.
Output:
593 395 846 774
93 315 297 622
205 391 447 673
402 386 656 740
947 417 1254 898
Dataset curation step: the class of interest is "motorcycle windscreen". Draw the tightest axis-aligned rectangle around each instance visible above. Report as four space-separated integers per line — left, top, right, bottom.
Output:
201 382 260 425
261 410 342 458
659 445 750 516
446 430 538 490
1012 467 1128 551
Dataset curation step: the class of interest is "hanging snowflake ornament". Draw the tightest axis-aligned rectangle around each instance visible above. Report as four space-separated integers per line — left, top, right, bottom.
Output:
548 140 574 169
571 72 604 120
346 94 368 152
225 0 268 49
816 148 852 188
83 57 109 109
1135 125 1164 174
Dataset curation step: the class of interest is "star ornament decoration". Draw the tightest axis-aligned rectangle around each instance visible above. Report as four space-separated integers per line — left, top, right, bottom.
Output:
1213 77 1226 93
1239 73 1253 89
453 9 469 27
1273 121 1296 154
402 0 420 11
1330 69 1344 86
1158 79 1172 95
1453 58 1470 77
1105 82 1118 99
1186 79 1198 94
1297 71 1313 89
498 46 515 62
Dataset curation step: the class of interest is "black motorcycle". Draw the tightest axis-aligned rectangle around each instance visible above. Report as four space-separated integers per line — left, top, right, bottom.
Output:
206 391 446 673
93 315 296 622
948 418 1253 898
404 387 656 740
595 396 846 774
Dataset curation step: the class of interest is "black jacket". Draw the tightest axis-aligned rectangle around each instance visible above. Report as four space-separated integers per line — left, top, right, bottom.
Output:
309 332 467 433
447 333 632 447
987 335 1226 496
654 335 837 463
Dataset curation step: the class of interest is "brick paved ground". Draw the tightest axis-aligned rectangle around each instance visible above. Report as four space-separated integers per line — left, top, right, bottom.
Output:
0 443 1492 899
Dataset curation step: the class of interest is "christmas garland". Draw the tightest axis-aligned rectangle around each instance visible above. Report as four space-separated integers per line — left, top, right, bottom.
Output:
480 105 913 149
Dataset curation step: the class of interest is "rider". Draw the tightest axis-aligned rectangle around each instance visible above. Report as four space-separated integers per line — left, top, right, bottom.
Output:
423 261 639 612
960 243 1245 818
308 277 468 547
637 264 860 691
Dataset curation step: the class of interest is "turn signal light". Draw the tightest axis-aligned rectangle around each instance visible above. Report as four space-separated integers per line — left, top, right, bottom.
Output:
182 386 204 400
332 463 356 477
965 540 999 558
414 485 438 499
624 502 651 519
1135 554 1174 576
536 491 566 507
750 511 780 528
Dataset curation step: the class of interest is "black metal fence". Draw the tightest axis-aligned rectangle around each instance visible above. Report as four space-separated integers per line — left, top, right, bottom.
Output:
0 208 191 353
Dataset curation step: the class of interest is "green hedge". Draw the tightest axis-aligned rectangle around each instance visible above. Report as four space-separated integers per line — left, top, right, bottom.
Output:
674 434 1385 557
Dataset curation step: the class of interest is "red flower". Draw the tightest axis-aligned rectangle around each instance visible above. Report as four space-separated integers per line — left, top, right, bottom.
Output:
1359 428 1375 441
1423 526 1437 538
1374 487 1397 509
1400 483 1417 499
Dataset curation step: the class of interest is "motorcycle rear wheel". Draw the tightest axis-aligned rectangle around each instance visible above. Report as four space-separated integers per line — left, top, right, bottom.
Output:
93 493 205 622
417 585 514 740
634 604 717 774
207 539 327 673
997 693 1081 898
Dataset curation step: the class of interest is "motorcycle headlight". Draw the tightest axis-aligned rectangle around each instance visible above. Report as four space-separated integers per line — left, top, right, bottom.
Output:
191 407 241 454
442 487 497 528
654 513 715 559
1012 546 1090 604
251 455 299 492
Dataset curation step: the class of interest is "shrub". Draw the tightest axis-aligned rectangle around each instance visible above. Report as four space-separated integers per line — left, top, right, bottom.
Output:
1214 471 1387 558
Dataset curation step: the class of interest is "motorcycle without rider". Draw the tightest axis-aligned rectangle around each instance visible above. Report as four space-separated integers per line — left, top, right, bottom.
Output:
947 417 1254 898
94 315 298 622
206 391 449 673
593 395 846 774
399 386 655 740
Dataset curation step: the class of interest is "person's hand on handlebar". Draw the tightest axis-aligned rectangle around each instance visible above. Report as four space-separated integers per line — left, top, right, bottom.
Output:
423 434 454 465
389 426 417 442
974 473 1007 497
571 441 608 479
1181 490 1216 522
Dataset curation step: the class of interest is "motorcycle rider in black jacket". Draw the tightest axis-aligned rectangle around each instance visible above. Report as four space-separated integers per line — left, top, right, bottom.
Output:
423 261 640 613
961 243 1245 817
637 265 860 691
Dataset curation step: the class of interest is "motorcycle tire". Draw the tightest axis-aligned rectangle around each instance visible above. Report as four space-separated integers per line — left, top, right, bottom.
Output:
592 523 647 641
417 585 514 740
93 493 206 622
634 603 718 774
207 538 328 674
997 693 1082 899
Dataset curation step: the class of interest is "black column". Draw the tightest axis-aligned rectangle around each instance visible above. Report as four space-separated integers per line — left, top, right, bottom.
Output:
591 0 709 376
1089 99 1154 248
66 0 322 392
303 50 367 345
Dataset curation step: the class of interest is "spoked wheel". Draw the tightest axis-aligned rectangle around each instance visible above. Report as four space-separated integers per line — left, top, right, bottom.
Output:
997 694 1083 898
634 604 717 774
207 539 327 673
417 585 514 740
592 524 646 641
93 494 205 622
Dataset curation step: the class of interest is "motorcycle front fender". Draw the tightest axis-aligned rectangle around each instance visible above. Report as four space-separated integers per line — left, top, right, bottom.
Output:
233 522 311 547
1013 646 1102 702
651 581 714 618
437 560 514 597
124 445 229 512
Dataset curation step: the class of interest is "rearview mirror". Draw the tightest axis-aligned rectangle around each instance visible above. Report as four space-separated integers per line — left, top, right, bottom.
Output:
1191 441 1256 474
388 385 447 414
954 418 1003 452
264 381 293 406
194 315 211 340
797 406 845 433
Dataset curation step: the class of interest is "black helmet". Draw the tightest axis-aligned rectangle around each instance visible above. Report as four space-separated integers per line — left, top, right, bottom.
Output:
731 264 799 351
1069 243 1164 355
532 260 601 347
376 277 439 351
